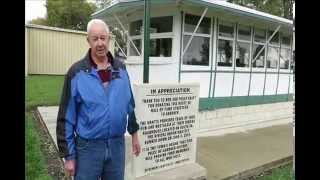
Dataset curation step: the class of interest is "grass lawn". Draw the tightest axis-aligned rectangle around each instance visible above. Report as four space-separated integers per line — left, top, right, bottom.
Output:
26 112 53 180
26 75 64 180
26 75 64 109
254 163 294 180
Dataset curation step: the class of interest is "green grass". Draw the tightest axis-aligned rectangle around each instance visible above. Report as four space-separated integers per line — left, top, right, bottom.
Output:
26 75 64 180
255 163 294 180
26 75 64 109
26 112 53 180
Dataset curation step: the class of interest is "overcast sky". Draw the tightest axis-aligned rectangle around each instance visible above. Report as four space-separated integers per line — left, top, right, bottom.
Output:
25 0 295 24
25 0 46 23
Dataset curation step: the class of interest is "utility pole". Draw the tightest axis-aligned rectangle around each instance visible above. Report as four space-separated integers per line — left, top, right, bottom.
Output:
143 0 150 83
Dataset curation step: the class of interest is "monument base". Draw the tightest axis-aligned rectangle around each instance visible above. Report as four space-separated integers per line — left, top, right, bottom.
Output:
135 163 207 180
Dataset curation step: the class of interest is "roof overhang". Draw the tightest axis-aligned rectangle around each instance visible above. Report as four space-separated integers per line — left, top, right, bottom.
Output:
92 0 176 19
184 0 292 27
92 0 293 28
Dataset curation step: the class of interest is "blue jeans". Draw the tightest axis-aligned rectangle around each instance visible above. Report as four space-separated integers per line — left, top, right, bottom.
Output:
74 136 125 180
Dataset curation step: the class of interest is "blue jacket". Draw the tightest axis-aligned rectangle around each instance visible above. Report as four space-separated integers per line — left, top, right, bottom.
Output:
56 50 139 160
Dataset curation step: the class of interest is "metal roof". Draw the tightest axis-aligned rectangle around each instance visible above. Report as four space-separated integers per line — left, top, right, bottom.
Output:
188 0 292 25
92 0 293 26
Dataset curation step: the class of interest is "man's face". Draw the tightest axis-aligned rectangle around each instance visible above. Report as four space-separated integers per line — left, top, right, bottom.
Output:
87 24 109 59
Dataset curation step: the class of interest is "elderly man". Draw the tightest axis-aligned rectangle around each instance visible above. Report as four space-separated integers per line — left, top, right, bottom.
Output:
56 19 141 180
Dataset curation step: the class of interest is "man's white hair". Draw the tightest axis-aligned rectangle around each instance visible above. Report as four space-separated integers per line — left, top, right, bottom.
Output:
87 19 110 34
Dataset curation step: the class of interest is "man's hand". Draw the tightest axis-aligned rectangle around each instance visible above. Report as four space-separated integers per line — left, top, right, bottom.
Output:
132 132 141 156
64 159 76 177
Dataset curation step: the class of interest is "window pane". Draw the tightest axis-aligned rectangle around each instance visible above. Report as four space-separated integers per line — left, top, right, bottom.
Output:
217 39 233 67
219 21 234 38
184 14 211 34
267 46 279 69
236 42 250 67
238 25 251 41
129 20 142 35
252 44 265 68
129 39 141 56
281 33 291 47
150 38 172 57
254 28 266 43
280 48 290 69
150 16 173 33
268 30 279 45
183 35 209 66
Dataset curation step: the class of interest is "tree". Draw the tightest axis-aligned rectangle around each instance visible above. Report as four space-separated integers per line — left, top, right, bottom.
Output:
227 0 294 20
28 17 48 26
282 0 294 19
227 0 264 10
262 0 282 17
95 0 111 10
46 0 97 31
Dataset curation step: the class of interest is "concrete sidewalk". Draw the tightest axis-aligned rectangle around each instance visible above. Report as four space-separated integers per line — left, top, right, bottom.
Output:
36 106 293 180
196 124 293 180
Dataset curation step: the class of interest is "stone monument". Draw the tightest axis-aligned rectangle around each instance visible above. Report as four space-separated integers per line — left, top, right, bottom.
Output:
131 83 206 180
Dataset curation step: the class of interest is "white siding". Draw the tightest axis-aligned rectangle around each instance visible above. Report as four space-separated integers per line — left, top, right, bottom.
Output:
180 72 211 98
277 74 290 94
233 73 250 96
289 74 294 94
249 73 264 95
264 74 277 95
213 73 233 97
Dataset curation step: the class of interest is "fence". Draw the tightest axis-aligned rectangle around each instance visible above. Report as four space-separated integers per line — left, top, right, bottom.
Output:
25 24 115 76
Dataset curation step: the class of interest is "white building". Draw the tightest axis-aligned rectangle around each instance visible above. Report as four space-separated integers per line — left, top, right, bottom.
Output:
92 0 294 111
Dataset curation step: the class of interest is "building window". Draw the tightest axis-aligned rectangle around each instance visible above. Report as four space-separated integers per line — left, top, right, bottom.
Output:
254 28 266 43
150 16 173 33
182 13 211 66
129 20 142 36
267 46 279 69
268 30 280 45
280 48 290 69
217 39 233 67
252 44 265 68
129 39 141 56
219 21 234 38
238 24 251 41
235 42 250 67
280 32 292 69
281 33 291 46
217 20 234 67
150 38 172 57
184 14 210 34
128 16 173 57
183 35 210 66
252 28 266 68
236 24 251 68
266 28 280 69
